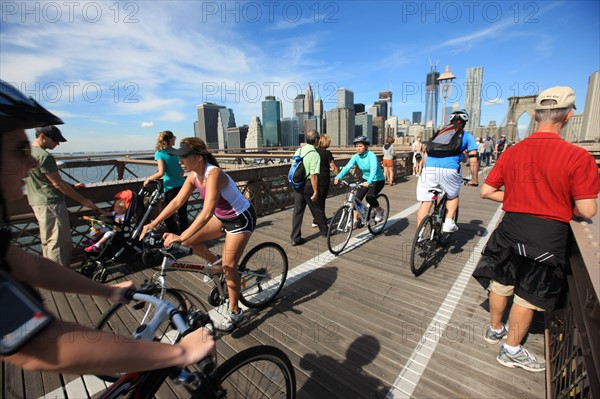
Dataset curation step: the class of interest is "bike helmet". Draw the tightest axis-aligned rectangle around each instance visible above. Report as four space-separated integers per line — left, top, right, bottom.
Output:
0 79 63 134
353 135 370 145
449 109 469 124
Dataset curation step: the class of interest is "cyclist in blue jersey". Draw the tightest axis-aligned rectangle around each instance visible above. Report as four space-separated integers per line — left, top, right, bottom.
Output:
334 136 386 227
416 110 479 232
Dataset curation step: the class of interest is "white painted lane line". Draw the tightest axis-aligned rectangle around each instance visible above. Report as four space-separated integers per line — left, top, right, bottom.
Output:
385 204 504 399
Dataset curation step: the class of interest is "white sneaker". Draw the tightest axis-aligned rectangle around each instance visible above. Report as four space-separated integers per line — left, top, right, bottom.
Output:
311 222 318 228
442 220 458 233
374 208 385 222
215 308 244 332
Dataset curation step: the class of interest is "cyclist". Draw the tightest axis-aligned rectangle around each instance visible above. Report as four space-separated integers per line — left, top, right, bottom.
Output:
140 137 257 332
416 109 479 232
333 136 386 228
0 80 215 374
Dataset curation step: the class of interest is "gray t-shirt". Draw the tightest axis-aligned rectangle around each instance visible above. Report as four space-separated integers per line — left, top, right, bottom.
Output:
25 146 65 205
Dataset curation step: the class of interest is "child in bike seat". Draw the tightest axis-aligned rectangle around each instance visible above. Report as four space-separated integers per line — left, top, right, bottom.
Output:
84 196 127 253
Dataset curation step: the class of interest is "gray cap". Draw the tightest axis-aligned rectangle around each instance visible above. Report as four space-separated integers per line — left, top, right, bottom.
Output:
536 86 576 110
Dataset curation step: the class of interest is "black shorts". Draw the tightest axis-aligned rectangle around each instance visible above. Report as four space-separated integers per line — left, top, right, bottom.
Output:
216 206 256 234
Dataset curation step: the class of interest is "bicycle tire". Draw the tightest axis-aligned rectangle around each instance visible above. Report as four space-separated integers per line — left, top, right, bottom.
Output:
212 345 296 399
238 242 288 309
367 193 390 235
410 215 437 276
327 205 353 255
94 288 188 382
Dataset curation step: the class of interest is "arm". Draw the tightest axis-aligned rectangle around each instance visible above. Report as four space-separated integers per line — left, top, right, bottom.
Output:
329 159 339 175
467 150 479 185
144 159 165 186
140 174 195 239
45 171 100 211
335 155 356 181
5 320 214 374
573 198 598 219
365 152 378 186
310 174 319 202
480 183 504 203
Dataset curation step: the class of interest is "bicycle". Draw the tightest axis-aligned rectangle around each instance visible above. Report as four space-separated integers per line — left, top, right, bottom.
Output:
326 180 390 255
97 284 296 398
410 178 474 276
96 235 289 379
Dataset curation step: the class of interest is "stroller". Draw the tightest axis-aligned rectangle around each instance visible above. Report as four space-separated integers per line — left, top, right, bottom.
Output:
79 180 165 283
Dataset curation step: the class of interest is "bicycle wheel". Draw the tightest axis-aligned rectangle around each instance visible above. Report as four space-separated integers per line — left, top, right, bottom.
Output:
327 205 353 255
410 216 438 276
212 345 296 399
95 288 188 382
238 242 288 309
367 193 390 235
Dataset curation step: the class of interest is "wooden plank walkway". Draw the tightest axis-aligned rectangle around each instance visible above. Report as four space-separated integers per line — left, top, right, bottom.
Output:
3 171 547 399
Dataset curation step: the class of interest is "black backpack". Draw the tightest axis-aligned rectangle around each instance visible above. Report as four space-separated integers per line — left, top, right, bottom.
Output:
288 150 315 188
426 124 464 157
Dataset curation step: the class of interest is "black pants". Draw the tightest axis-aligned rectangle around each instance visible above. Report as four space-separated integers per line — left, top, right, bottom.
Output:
291 182 328 242
313 183 330 223
163 186 189 234
355 180 385 208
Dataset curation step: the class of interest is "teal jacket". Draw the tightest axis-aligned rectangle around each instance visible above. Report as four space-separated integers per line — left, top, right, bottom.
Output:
336 150 385 185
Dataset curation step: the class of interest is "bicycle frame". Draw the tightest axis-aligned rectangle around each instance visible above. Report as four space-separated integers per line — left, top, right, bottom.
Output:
340 181 373 225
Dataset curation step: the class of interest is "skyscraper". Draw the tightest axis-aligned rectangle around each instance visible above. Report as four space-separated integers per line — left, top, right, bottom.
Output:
423 65 440 128
464 66 483 129
355 112 373 142
379 91 392 118
314 92 324 134
245 116 264 149
261 96 281 147
413 111 422 124
327 108 355 146
336 88 354 109
304 83 314 116
281 117 300 147
197 102 226 149
581 70 600 142
293 94 305 116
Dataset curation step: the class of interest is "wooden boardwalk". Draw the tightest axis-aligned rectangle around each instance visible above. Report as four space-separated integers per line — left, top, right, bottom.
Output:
3 172 547 399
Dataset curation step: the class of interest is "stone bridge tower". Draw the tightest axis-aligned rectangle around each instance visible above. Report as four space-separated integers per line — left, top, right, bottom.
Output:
505 95 537 141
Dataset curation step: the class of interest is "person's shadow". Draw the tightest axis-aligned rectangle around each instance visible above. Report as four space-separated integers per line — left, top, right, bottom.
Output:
297 335 389 398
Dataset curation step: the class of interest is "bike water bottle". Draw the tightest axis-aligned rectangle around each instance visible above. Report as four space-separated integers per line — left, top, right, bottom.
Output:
357 203 363 213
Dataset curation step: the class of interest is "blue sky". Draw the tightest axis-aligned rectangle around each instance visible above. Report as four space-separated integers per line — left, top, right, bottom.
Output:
1 1 598 152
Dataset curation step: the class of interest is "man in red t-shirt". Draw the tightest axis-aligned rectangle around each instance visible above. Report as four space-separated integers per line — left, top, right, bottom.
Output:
473 86 599 372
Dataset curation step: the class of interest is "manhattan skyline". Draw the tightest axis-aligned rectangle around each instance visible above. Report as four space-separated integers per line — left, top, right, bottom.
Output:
1 1 598 152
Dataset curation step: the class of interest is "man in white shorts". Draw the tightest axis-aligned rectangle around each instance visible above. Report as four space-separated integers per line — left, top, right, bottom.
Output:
416 110 479 232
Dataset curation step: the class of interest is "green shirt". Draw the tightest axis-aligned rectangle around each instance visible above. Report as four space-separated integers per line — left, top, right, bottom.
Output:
294 144 320 177
25 146 65 205
154 149 185 192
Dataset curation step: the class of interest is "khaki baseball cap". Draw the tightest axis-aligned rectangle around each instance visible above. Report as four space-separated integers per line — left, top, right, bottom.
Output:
535 86 576 110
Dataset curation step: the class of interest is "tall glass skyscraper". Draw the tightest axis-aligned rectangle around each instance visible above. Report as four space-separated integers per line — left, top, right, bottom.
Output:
423 66 440 128
464 66 483 129
261 96 281 147
304 83 314 115
197 102 226 149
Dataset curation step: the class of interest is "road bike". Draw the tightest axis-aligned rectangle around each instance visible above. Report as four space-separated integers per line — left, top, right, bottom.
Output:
95 236 288 380
326 180 390 255
97 285 296 398
410 179 473 276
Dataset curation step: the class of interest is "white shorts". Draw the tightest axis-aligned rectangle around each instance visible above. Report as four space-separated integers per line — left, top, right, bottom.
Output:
416 167 463 202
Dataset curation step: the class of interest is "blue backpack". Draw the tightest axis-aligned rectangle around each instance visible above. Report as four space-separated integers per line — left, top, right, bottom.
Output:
288 150 315 189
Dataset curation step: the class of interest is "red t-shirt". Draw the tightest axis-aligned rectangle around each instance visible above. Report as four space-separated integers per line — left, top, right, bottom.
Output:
485 132 600 223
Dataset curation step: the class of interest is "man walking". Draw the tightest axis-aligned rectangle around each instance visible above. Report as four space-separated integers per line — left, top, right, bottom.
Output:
26 126 101 267
290 129 328 245
474 86 600 372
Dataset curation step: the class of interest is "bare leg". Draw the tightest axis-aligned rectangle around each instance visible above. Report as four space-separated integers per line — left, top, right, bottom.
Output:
221 232 252 312
489 291 509 330
506 303 534 347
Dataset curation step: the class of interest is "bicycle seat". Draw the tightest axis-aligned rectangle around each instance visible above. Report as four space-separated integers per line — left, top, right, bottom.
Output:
428 185 444 195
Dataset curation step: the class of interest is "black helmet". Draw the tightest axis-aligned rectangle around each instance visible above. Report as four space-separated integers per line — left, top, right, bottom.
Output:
353 135 370 145
449 109 469 124
0 79 63 134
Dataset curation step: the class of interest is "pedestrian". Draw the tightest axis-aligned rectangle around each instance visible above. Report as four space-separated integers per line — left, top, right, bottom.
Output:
382 136 396 185
494 135 507 160
25 125 101 267
473 86 600 372
412 136 424 176
290 129 328 245
0 79 215 376
415 109 479 232
141 137 257 331
144 130 189 234
313 134 339 227
334 136 386 228
483 136 494 166
477 137 485 167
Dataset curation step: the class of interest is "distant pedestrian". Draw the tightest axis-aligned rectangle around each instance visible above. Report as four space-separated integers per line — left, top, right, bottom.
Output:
26 126 101 267
144 130 189 234
290 129 328 245
474 86 600 372
494 135 507 160
313 134 339 227
483 136 494 166
477 137 485 166
412 136 424 176
382 136 396 185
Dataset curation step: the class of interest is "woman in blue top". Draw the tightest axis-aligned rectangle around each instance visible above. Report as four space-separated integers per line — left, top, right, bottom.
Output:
334 136 386 226
144 131 189 234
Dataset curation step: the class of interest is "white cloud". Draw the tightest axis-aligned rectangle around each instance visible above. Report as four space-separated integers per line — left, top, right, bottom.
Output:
159 111 187 122
141 121 154 128
484 98 504 106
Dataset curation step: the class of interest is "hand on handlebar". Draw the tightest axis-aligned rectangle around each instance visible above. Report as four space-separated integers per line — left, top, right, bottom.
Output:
361 181 369 188
140 224 156 241
179 327 216 367
109 281 137 304
334 178 340 185
163 232 182 247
